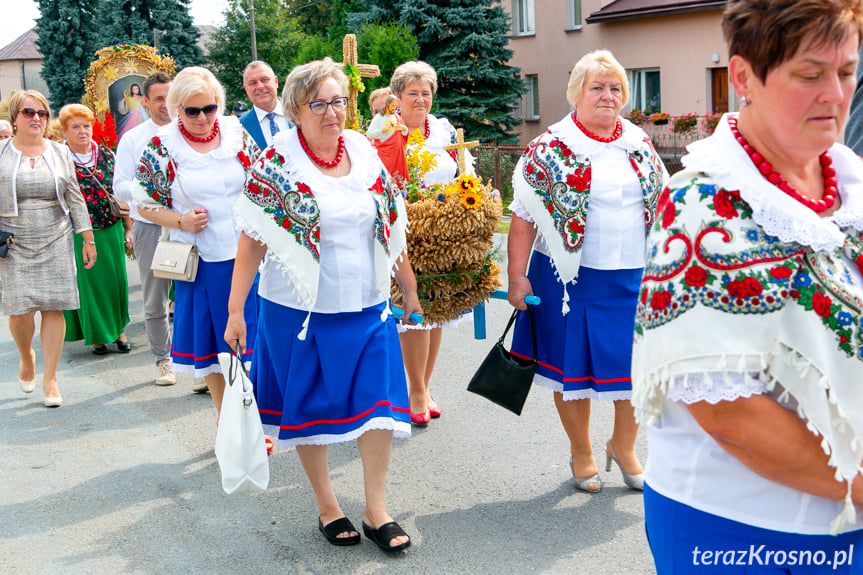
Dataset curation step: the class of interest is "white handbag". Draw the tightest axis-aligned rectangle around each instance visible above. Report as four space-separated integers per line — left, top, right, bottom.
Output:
149 159 199 282
215 349 270 494
151 240 199 281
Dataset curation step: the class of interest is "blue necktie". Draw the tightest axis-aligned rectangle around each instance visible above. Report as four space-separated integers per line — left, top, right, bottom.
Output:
265 112 280 137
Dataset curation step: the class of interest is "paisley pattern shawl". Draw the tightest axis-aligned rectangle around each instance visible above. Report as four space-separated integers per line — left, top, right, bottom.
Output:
632 116 863 533
131 116 259 212
512 114 668 289
233 128 407 312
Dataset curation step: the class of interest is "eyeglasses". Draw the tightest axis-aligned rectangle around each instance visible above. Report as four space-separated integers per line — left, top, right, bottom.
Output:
182 104 219 119
308 97 349 116
19 108 50 120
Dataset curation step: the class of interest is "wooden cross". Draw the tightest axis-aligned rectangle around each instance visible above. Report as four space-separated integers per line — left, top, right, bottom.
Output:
340 34 380 129
443 128 480 175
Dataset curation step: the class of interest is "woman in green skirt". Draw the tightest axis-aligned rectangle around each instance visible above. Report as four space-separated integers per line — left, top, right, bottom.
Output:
60 104 131 355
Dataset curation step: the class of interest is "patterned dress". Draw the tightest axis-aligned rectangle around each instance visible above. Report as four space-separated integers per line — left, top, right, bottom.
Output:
0 153 87 315
63 145 130 345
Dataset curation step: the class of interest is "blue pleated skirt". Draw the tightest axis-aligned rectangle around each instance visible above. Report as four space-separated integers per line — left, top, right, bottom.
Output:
171 259 257 376
510 252 641 401
644 484 863 574
252 297 412 448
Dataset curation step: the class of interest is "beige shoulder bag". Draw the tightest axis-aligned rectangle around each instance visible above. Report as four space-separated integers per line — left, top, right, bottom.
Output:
150 160 199 282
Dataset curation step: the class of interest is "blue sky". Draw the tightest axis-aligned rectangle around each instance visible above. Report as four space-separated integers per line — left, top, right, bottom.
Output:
1 0 228 49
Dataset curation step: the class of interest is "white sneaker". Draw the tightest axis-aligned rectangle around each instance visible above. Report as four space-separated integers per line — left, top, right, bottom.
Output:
192 378 209 393
155 359 177 386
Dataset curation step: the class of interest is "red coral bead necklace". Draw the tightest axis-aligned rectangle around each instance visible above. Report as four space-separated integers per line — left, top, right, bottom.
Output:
572 113 622 143
178 118 220 143
298 127 345 168
424 116 430 139
67 141 97 166
728 115 836 213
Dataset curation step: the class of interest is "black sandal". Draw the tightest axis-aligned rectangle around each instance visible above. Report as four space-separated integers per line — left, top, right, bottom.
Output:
318 517 361 546
362 521 411 552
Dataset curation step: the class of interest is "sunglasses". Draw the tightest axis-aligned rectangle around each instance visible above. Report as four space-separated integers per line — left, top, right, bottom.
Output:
182 104 219 119
308 97 349 116
19 108 50 120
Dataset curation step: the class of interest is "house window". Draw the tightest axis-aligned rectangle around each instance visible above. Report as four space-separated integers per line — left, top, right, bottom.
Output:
566 0 582 30
629 68 661 112
524 74 540 121
512 0 535 36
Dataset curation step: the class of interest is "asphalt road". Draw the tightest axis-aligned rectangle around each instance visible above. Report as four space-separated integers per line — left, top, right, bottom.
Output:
0 237 656 575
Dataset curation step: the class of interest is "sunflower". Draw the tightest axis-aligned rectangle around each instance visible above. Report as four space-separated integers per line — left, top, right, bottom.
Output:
457 173 479 192
460 190 481 210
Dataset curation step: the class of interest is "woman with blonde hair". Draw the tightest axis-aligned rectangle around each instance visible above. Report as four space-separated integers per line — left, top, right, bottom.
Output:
0 90 96 407
508 50 667 493
133 67 259 418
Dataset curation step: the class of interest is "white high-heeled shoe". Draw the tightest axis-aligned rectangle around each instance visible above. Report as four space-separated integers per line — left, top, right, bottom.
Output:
570 456 602 493
605 441 644 490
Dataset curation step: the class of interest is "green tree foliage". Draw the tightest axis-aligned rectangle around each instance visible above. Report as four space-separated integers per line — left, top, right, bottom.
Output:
288 0 367 40
355 22 419 117
97 0 202 68
353 0 523 143
35 0 101 110
206 0 304 106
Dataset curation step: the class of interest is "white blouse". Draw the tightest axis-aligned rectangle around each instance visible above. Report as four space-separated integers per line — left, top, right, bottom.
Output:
509 135 646 270
157 117 247 262
256 140 384 313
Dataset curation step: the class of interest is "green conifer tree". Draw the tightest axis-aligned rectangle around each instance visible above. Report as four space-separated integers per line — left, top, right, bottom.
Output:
35 0 101 110
97 0 202 68
354 0 523 143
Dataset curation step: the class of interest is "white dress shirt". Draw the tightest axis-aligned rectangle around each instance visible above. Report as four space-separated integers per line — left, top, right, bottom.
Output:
253 101 290 147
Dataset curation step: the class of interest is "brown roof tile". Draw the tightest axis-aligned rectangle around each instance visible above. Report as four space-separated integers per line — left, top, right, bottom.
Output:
0 28 41 61
586 0 727 23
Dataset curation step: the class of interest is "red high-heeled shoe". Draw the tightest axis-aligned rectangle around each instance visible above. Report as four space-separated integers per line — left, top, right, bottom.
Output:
428 397 441 419
410 411 430 426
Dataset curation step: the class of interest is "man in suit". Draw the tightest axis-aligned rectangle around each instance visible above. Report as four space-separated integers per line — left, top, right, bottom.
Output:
239 61 291 149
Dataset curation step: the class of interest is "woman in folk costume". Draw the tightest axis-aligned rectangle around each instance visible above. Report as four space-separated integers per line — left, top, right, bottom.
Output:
633 1 863 572
507 50 668 493
59 104 132 356
224 58 422 552
132 66 259 419
389 60 475 425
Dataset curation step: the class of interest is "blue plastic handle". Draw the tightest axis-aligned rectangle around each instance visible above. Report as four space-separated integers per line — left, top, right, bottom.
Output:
525 295 541 306
391 307 424 324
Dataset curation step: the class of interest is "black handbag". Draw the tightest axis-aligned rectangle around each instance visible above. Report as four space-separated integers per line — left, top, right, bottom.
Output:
467 305 538 415
0 230 14 258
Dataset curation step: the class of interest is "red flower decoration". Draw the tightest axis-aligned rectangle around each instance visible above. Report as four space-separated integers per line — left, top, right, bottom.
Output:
265 148 275 160
684 266 708 287
237 151 251 169
769 266 793 280
713 189 739 219
281 218 291 230
727 277 763 298
297 183 312 196
526 163 535 175
650 290 672 310
640 289 648 306
152 136 161 147
657 187 676 229
811 291 833 318
856 254 863 276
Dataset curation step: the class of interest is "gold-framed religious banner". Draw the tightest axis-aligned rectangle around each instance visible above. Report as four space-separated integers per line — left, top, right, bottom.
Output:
82 44 175 141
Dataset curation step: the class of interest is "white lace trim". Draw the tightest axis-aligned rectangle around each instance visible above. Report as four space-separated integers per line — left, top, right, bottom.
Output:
173 358 250 378
682 114 863 252
157 115 245 170
533 373 632 401
665 371 765 405
264 418 411 449
395 310 473 331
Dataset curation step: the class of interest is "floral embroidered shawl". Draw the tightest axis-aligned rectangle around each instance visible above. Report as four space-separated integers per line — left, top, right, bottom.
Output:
512 114 667 310
131 115 258 212
632 114 863 533
233 128 407 327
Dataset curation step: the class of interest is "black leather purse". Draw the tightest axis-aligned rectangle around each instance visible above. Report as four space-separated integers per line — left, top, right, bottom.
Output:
467 305 538 415
0 230 14 258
